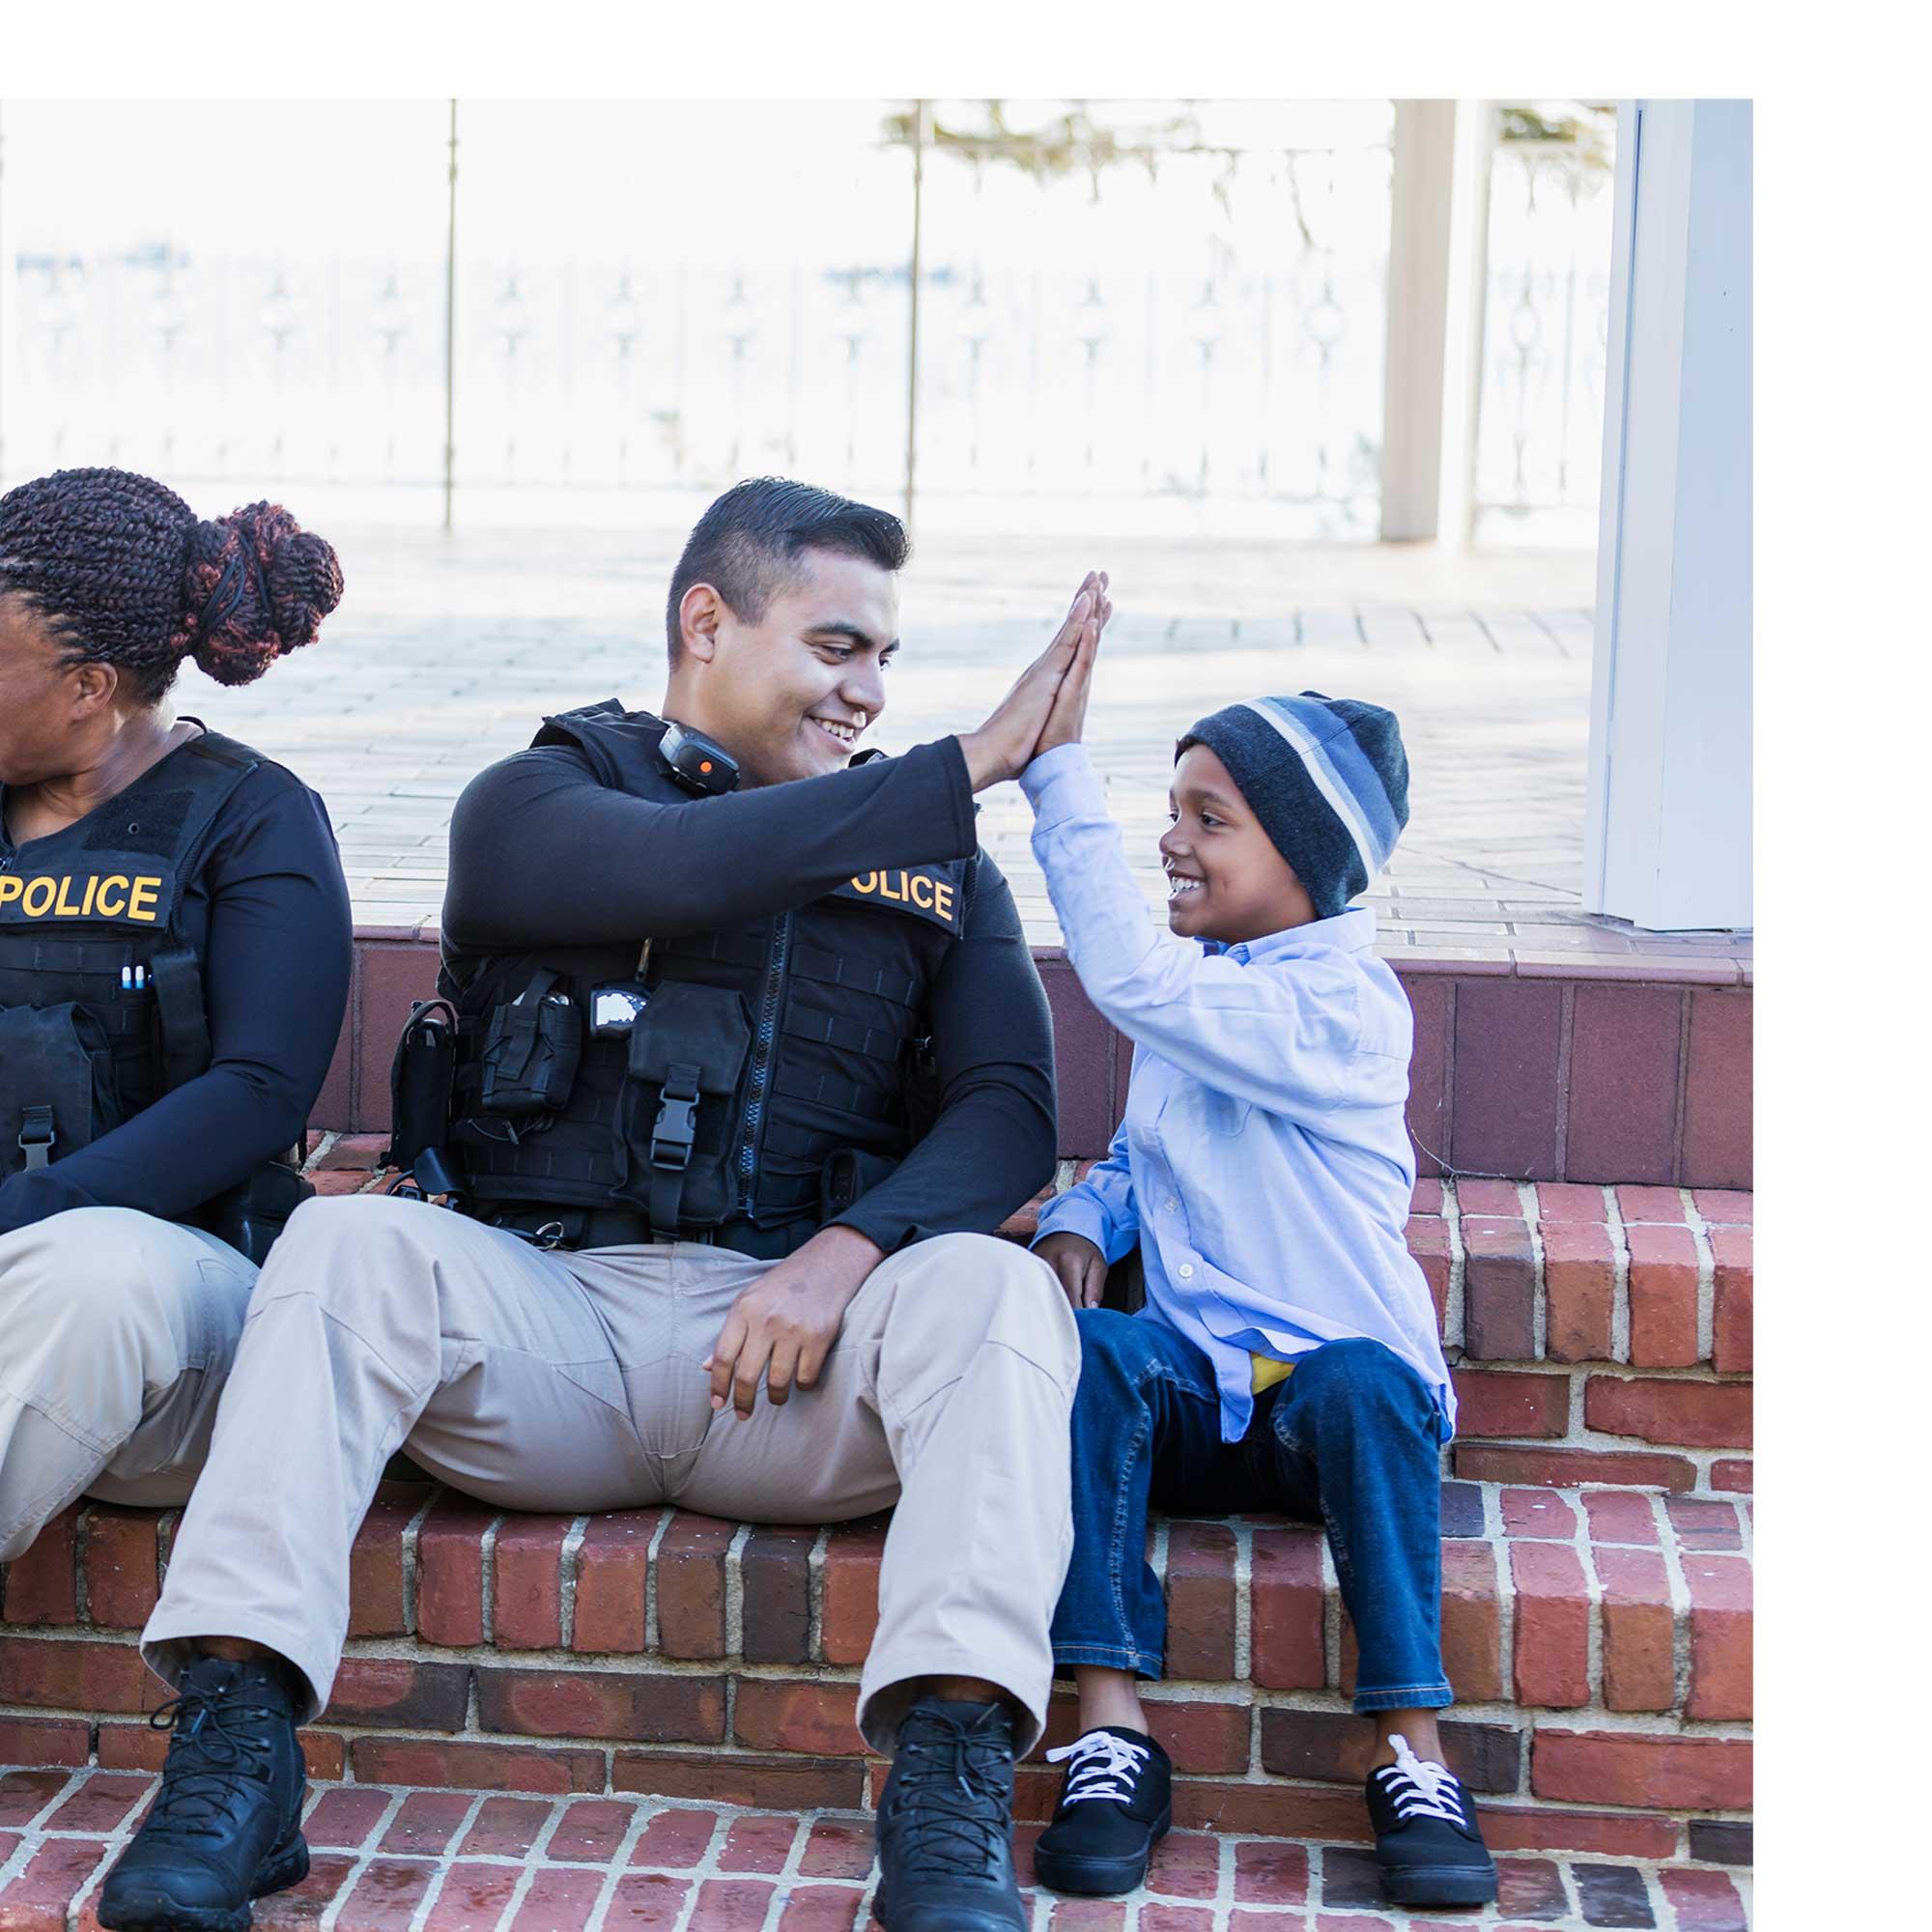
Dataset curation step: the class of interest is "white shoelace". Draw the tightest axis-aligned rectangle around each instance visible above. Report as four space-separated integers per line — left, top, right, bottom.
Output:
1045 1729 1151 1804
1375 1734 1466 1826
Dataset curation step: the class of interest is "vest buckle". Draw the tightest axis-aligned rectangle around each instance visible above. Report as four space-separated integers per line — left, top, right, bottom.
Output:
17 1105 55 1170
650 1065 701 1171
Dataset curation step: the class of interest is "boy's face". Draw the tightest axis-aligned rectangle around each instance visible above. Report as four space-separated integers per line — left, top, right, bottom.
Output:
1161 742 1318 944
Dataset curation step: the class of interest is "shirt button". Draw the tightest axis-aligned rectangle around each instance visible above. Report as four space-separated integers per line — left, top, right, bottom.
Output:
1178 1263 1195 1279
1164 1198 1178 1212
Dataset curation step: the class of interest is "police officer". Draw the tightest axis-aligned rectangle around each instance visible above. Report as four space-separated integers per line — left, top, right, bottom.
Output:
0 468 353 1566
108 480 1112 1932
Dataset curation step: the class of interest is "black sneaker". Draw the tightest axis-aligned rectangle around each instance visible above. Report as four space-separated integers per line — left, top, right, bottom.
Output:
1365 1733 1498 1908
873 1699 1025 1932
98 1655 309 1932
1032 1725 1172 1896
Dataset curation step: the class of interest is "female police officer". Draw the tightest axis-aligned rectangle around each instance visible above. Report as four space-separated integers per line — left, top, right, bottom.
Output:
0 466 352 1567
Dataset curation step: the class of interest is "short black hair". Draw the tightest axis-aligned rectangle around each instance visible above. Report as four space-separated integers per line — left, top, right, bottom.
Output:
665 477 909 668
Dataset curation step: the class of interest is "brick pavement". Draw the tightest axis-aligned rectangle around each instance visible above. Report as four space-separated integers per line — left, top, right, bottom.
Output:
165 528 1747 975
0 1769 1752 1930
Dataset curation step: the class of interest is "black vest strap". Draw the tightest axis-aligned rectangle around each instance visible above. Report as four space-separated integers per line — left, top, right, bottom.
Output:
150 949 213 1092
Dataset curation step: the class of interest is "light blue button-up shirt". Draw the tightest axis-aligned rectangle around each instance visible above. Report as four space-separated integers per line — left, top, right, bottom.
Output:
1021 743 1454 1445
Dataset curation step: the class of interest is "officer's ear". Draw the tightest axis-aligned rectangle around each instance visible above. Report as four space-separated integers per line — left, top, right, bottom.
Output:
677 583 725 666
67 660 119 717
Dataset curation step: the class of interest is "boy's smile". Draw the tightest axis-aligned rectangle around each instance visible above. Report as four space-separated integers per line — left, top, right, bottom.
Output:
1161 742 1318 943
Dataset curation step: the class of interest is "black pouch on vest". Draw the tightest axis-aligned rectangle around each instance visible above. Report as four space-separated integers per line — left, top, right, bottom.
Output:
611 981 751 1233
196 1162 316 1266
0 1003 125 1180
478 971 582 1117
819 1147 900 1222
387 998 463 1196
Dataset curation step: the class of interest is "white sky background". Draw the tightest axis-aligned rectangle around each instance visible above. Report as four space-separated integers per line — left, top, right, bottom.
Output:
1 99 1393 267
1 99 1403 532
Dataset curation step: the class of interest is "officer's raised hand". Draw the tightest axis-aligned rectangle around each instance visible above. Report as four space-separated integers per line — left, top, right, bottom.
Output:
703 1222 884 1419
956 573 1109 790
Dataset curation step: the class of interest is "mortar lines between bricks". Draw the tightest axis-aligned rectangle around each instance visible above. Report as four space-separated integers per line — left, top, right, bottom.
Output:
315 1783 412 1932
1439 1177 1468 1357
1560 1486 1608 1712
1485 1481 1517 1738
1681 1187 1719 1368
0 1771 1754 1927
1518 1181 1550 1362
724 1524 752 1665
401 1788 490 1932
559 1516 591 1649
642 1508 674 1655
1605 1186 1634 1366
1650 1488 1698 1718
399 1492 438 1634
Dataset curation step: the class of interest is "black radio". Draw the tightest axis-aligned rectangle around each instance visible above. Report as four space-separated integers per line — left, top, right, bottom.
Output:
659 721 740 796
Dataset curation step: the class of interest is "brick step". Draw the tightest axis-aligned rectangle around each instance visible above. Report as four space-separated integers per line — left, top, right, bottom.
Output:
307 1139 1755 1490
0 1479 1751 1868
323 933 1754 1189
0 1769 1753 1932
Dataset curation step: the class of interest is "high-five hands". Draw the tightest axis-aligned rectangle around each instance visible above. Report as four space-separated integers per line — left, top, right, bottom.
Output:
957 570 1113 791
1035 570 1108 759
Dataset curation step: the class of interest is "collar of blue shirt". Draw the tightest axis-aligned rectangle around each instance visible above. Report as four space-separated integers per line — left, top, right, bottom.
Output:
1201 903 1377 966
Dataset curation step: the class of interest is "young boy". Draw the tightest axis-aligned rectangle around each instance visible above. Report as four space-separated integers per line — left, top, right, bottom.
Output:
1018 680 1496 1911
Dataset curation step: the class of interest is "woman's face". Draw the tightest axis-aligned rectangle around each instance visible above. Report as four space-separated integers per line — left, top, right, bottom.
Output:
0 593 97 788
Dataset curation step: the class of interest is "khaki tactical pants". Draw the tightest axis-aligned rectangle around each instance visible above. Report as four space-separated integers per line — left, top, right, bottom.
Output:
143 1194 1079 1754
1 1208 258 1563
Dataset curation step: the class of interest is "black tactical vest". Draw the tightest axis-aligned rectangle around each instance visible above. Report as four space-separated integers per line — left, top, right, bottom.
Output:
439 703 977 1257
0 729 262 1185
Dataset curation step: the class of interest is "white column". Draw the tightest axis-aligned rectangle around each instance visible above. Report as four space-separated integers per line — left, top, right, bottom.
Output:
1583 99 1752 931
1380 100 1492 543
1380 102 1457 541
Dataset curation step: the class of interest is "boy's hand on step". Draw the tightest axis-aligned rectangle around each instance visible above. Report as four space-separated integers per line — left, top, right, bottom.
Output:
1036 1231 1107 1309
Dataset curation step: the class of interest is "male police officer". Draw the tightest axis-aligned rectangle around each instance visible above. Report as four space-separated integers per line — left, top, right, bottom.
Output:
102 480 1113 1932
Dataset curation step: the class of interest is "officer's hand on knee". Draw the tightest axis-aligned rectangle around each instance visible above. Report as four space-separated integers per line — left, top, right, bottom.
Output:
703 1224 884 1420
1035 1231 1107 1309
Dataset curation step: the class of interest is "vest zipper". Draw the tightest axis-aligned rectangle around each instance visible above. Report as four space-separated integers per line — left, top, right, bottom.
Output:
736 910 792 1214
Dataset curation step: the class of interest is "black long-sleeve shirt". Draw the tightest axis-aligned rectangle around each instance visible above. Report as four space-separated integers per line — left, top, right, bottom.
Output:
0 761 354 1237
441 734 1057 1252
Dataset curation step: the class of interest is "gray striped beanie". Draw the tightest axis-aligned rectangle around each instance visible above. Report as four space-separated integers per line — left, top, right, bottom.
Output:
1178 693 1409 920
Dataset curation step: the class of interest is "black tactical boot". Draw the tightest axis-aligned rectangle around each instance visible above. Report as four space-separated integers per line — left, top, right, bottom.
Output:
98 1655 309 1932
873 1698 1026 1931
1366 1733 1497 1908
1033 1725 1172 1895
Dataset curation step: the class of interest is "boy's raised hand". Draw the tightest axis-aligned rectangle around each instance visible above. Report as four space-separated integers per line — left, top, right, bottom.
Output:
957 572 1108 792
1036 1230 1107 1310
1034 569 1109 759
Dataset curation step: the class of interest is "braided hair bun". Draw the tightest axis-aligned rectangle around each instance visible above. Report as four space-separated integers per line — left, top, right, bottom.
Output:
176 501 345 687
0 468 343 704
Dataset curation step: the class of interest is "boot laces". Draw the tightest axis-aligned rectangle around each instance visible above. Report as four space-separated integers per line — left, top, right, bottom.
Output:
892 1717 1011 1878
1046 1730 1150 1805
142 1686 277 1839
1375 1734 1466 1827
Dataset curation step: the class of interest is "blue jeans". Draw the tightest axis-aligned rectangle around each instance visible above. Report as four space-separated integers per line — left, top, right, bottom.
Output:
1051 1309 1452 1714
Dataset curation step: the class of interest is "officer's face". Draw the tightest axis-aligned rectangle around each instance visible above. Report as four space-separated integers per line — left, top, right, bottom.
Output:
0 595 90 789
704 550 899 787
1160 743 1318 943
